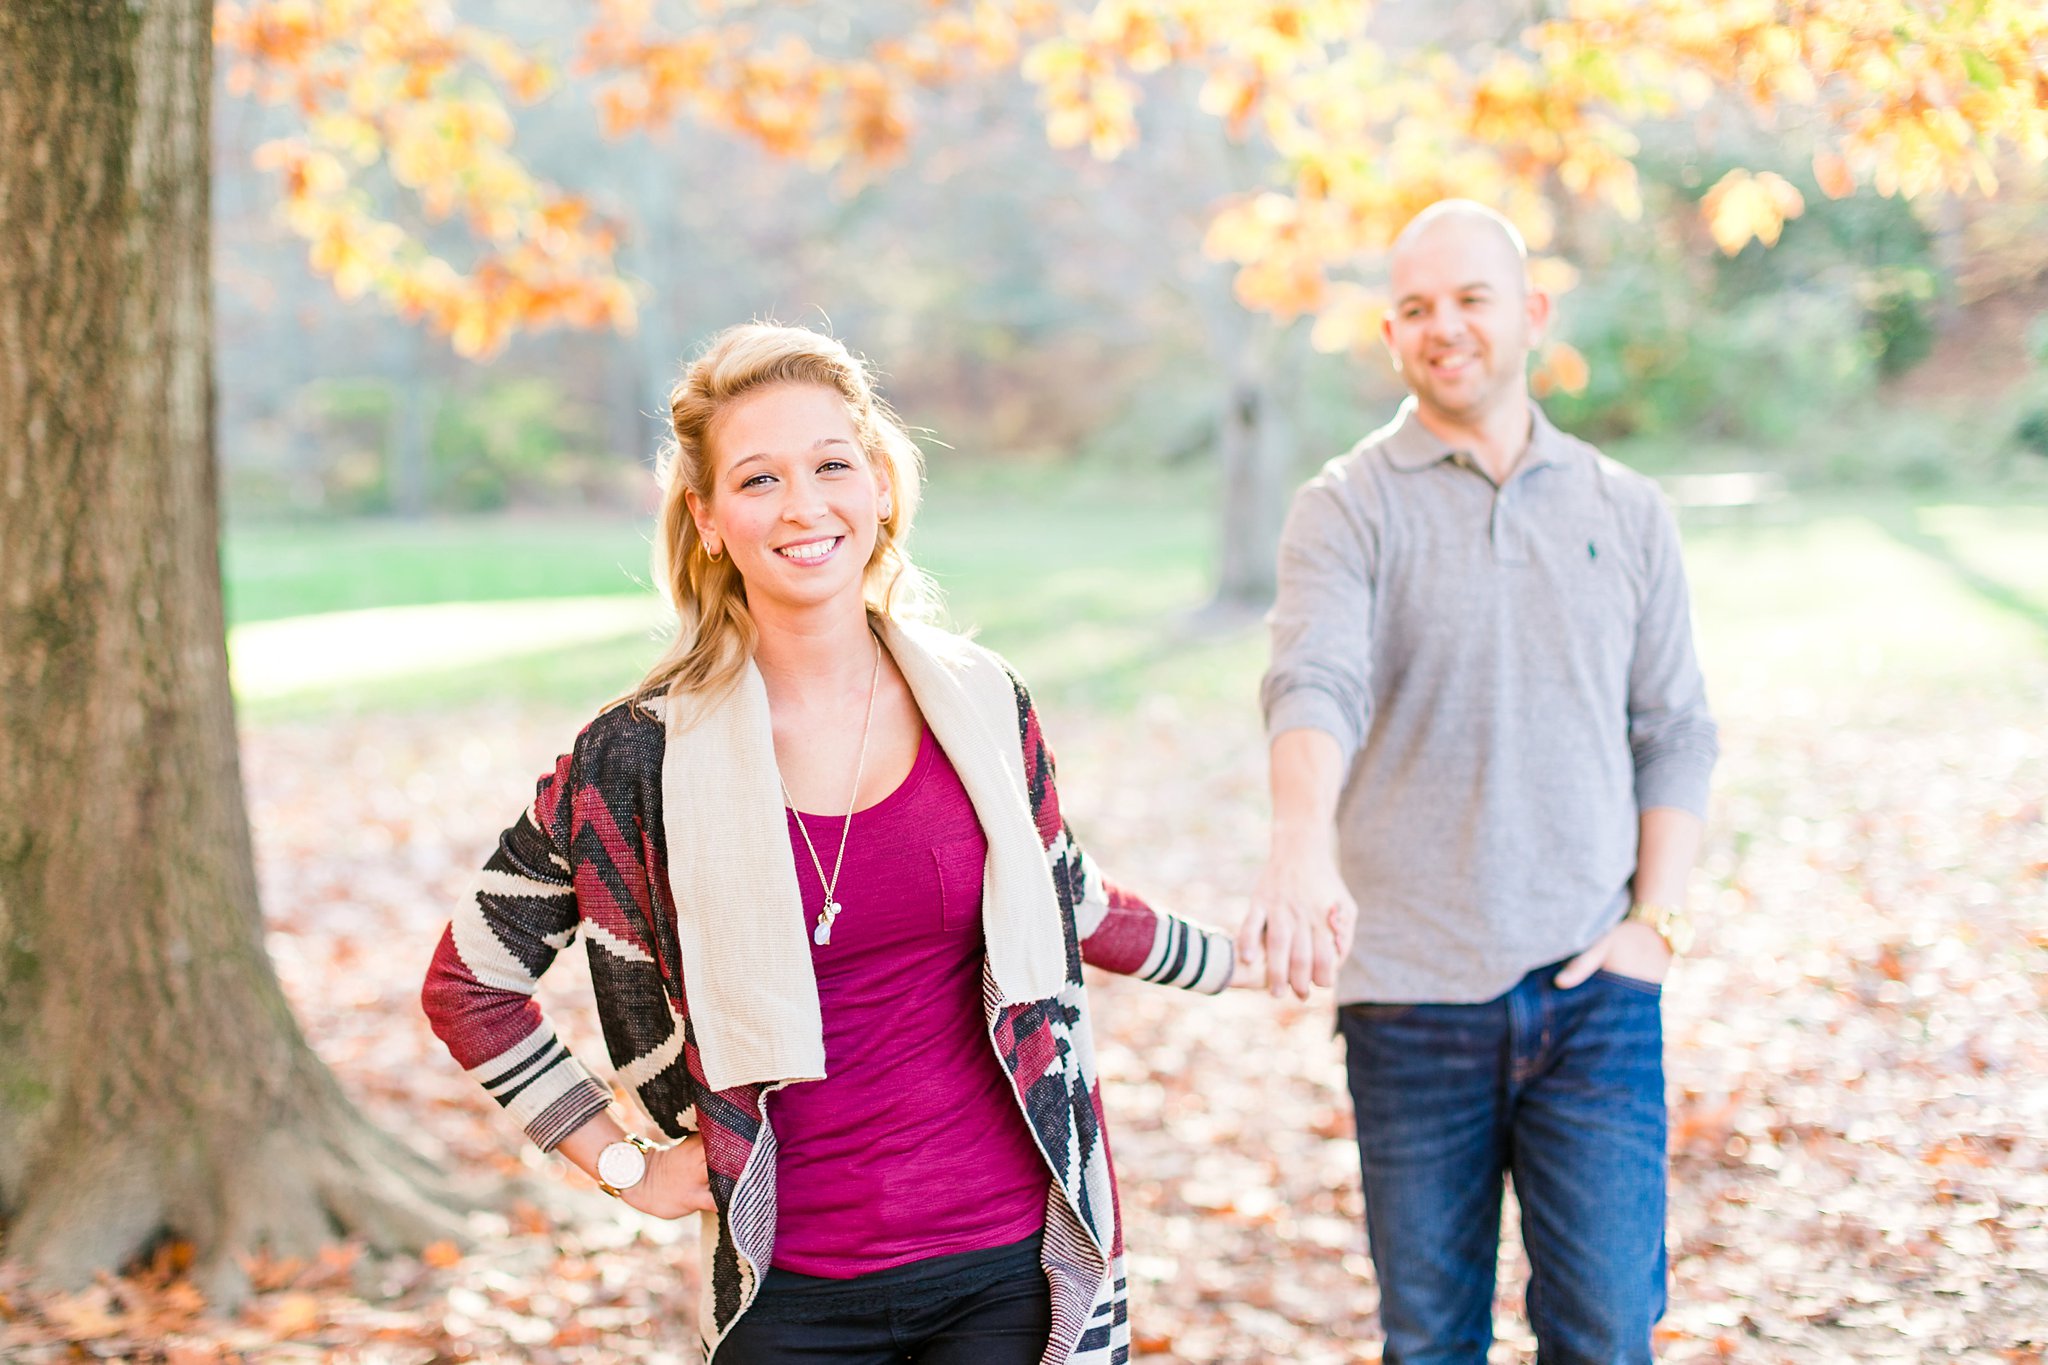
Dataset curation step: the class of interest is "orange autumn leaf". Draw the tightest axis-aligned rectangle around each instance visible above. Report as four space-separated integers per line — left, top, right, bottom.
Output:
1530 339 1591 397
1813 149 1856 200
1230 251 1327 320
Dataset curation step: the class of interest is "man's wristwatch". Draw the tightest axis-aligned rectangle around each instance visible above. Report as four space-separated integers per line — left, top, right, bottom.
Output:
595 1133 655 1198
1626 901 1695 956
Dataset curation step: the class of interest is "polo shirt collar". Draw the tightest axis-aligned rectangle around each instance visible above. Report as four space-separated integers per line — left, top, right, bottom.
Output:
1382 397 1573 477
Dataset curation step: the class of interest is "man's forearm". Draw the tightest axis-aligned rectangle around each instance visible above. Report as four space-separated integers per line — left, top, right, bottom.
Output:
1251 726 1358 995
1269 727 1347 858
1632 806 1703 907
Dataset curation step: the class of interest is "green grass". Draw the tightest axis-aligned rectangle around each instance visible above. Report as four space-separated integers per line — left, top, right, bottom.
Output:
222 515 658 625
223 479 2048 722
1684 496 2048 713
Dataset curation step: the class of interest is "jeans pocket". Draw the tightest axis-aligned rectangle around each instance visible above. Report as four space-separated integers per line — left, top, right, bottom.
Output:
1592 967 1664 998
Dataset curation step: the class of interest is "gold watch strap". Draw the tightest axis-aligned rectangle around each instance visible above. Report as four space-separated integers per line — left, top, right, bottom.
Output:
1627 901 1694 956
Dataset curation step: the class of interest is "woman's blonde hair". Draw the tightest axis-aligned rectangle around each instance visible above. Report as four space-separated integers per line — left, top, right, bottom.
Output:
624 322 936 722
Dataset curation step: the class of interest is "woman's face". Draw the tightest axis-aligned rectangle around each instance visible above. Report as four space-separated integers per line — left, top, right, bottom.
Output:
687 382 888 621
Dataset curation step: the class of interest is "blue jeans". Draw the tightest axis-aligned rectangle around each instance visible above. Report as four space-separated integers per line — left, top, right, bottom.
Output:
1339 962 1668 1365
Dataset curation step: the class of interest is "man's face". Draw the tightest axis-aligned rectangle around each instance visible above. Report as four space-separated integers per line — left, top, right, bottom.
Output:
1381 218 1548 426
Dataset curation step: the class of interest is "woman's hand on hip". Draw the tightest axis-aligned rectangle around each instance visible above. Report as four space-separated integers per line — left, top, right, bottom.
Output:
625 1135 716 1219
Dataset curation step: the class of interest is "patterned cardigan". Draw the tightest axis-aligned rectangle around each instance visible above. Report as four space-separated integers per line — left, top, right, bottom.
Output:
421 671 1235 1363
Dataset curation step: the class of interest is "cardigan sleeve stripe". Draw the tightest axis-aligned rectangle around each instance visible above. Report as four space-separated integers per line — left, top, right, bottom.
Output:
526 1078 613 1153
424 753 615 1153
476 1026 560 1092
1128 912 1233 993
493 1040 571 1104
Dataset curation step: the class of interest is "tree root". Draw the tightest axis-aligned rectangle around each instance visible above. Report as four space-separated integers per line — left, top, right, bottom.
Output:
5 1081 507 1312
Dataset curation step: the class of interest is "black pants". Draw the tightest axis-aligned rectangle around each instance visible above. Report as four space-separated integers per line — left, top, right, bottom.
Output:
717 1234 1051 1364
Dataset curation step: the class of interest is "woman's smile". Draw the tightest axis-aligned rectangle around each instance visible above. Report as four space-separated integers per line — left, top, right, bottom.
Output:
776 535 843 564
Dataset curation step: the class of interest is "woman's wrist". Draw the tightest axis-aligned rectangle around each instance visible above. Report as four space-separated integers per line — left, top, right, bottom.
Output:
594 1132 656 1197
551 1110 627 1181
625 1134 716 1218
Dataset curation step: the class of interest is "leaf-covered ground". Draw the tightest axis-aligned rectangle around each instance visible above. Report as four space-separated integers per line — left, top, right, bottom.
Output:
3 673 2043 1362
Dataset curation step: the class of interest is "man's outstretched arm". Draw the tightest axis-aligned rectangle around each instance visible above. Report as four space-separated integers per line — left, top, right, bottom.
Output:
1244 727 1359 999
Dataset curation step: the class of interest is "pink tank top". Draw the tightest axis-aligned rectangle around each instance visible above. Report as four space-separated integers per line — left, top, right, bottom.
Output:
769 725 1051 1276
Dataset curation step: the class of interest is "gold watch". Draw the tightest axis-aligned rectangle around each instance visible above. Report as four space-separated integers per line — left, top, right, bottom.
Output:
1626 901 1694 956
595 1132 654 1198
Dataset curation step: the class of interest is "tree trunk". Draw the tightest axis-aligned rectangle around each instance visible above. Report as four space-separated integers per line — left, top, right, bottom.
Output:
0 0 467 1302
1205 313 1305 608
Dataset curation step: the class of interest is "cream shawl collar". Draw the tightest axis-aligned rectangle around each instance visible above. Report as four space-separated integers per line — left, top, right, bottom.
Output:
659 617 1070 1094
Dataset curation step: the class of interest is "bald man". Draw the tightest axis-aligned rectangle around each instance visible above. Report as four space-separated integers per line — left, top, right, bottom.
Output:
1245 201 1719 1363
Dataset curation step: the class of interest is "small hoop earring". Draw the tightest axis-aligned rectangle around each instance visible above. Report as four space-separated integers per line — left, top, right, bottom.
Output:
879 500 893 520
705 543 723 561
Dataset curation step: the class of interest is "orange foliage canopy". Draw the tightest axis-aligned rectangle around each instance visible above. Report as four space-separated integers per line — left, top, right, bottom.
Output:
221 0 2048 365
218 0 634 357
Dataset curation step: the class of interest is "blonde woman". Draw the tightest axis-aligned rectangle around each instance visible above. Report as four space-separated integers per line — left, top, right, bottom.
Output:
421 323 1237 1363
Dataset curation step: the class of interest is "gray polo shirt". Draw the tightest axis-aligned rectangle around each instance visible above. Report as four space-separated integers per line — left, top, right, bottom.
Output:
1261 398 1718 1005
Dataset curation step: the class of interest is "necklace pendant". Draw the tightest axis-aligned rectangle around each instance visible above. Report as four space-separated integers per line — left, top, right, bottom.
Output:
813 900 841 947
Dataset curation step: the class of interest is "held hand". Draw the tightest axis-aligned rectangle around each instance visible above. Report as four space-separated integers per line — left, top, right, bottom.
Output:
1241 846 1359 1001
1554 919 1672 990
1225 956 1269 991
622 1135 716 1219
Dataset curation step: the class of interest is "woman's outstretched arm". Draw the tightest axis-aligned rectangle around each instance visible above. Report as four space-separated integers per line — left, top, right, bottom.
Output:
1014 683 1236 994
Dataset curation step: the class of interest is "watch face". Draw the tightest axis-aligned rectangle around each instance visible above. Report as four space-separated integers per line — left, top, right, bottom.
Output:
597 1141 646 1190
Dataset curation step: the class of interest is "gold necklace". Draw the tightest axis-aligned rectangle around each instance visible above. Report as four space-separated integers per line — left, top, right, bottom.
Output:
779 630 883 947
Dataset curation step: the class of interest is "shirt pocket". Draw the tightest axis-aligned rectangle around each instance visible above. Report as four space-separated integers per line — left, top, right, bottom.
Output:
932 837 987 933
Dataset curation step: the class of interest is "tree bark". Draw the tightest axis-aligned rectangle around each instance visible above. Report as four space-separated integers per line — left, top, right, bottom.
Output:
0 0 467 1302
1212 319 1308 607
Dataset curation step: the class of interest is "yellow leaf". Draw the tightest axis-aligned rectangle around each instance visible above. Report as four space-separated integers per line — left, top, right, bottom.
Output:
1202 192 1296 263
1308 282 1386 355
1701 168 1804 255
1813 150 1855 200
451 309 496 358
1527 254 1580 297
